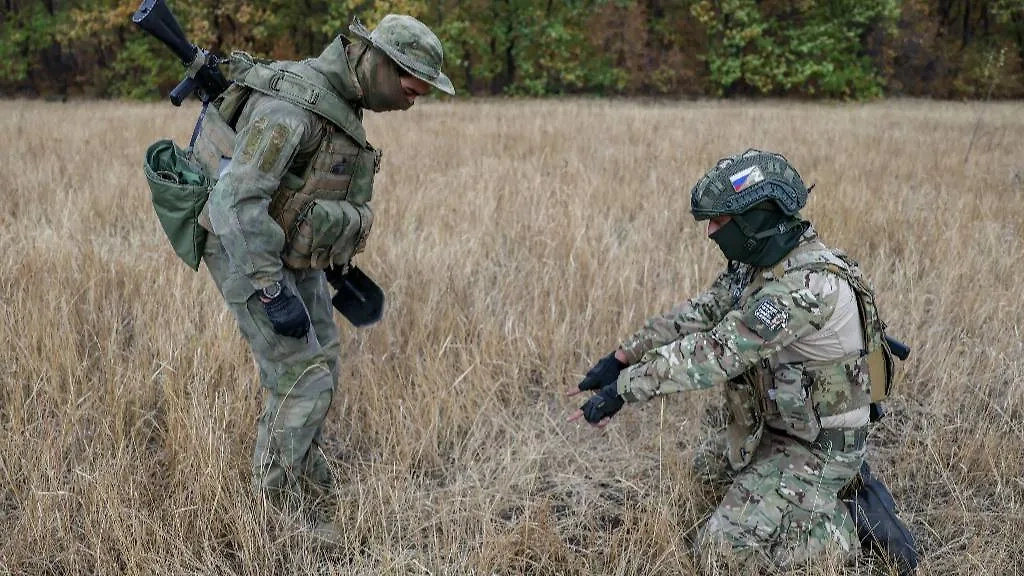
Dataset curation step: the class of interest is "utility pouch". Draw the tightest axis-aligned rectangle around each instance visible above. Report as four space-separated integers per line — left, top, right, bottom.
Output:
190 104 236 181
770 363 821 443
142 139 211 270
867 340 896 403
278 198 373 270
213 82 251 127
724 377 764 471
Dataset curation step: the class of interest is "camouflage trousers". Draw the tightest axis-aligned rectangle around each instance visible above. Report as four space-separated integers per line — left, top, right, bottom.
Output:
691 429 865 571
203 234 341 502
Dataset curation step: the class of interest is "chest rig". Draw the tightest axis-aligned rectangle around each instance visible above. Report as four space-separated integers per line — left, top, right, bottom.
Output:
193 51 380 270
722 242 894 470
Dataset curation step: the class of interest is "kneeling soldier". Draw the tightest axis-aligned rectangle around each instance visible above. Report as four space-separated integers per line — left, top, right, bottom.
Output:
570 149 917 573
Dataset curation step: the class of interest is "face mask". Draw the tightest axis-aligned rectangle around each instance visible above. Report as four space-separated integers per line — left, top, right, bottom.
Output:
709 219 753 263
355 46 411 112
710 210 808 267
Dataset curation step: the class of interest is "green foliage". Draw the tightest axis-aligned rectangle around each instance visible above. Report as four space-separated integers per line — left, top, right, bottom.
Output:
0 1 61 84
692 0 899 99
487 0 625 96
0 0 1022 98
106 35 184 100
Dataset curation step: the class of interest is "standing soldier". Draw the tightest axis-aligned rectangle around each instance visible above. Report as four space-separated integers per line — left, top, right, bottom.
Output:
192 15 454 526
569 150 917 573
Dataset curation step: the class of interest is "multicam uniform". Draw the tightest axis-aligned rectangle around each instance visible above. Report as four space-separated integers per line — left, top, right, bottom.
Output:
616 227 887 566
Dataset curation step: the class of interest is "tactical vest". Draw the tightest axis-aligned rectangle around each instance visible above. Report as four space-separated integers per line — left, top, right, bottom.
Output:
723 241 895 470
192 51 380 270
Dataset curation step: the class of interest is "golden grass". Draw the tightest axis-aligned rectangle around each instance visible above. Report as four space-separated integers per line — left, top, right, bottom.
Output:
0 97 1022 575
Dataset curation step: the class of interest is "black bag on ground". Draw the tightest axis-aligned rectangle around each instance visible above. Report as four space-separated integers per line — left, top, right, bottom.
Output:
844 461 920 575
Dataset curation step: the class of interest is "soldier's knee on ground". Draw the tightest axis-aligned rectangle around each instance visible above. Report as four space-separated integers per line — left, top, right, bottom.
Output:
691 435 734 488
770 503 858 568
695 464 858 571
695 510 854 575
694 523 775 576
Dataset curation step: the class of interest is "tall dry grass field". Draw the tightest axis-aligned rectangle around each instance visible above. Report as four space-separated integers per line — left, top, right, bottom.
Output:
1 97 1022 576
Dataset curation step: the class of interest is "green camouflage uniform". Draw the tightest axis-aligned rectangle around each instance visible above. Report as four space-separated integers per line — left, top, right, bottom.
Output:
194 16 454 500
617 227 877 568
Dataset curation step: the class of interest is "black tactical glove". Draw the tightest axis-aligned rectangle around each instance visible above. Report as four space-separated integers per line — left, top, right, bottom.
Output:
577 351 627 392
580 382 625 424
260 283 310 339
323 264 348 290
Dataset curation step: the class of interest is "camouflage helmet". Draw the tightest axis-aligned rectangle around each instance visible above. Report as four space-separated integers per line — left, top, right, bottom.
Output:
690 149 808 221
348 14 455 96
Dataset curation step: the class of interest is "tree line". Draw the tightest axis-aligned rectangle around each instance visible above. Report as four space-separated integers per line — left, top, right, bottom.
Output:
2 0 1022 100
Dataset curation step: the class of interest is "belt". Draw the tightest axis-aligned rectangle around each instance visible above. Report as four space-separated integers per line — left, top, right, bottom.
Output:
811 426 868 452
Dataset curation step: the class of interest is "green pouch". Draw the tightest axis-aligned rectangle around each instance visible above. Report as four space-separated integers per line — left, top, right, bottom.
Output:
143 139 211 270
281 199 372 270
770 363 821 443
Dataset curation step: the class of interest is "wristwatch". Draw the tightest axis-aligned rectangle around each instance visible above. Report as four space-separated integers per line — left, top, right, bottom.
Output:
259 281 283 301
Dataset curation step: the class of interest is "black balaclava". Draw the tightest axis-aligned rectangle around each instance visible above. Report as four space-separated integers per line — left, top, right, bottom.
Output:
709 206 809 267
346 41 411 112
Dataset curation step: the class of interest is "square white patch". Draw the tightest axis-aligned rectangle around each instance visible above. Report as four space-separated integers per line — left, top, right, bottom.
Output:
753 299 788 331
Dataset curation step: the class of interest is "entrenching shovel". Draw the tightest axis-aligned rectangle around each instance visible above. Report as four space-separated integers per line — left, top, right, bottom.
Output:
331 266 385 327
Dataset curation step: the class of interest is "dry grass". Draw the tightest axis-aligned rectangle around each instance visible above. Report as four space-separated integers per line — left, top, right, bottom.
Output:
0 96 1022 575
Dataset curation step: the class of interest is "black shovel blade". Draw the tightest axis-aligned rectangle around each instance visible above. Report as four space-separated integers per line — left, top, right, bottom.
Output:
330 266 384 327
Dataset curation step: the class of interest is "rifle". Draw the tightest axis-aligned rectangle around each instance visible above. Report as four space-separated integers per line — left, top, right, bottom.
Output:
132 0 230 106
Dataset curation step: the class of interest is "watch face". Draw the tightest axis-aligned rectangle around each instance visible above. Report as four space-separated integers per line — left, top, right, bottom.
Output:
263 282 282 299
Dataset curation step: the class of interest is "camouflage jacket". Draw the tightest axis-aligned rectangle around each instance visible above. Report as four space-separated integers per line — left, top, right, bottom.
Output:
200 37 378 292
616 228 881 467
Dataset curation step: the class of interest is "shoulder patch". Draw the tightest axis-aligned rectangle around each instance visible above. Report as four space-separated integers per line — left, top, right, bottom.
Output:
258 123 292 173
753 298 789 332
238 116 269 165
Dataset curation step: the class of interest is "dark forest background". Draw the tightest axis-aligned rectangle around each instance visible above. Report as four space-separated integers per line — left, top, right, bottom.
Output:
2 0 1023 100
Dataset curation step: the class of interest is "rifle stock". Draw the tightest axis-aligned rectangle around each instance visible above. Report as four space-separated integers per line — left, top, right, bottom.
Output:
132 0 230 105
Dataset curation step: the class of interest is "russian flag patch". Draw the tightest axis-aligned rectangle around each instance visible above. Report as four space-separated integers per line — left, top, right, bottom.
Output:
729 165 766 192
